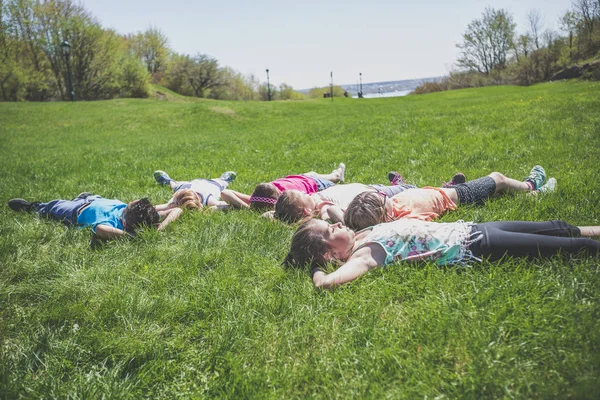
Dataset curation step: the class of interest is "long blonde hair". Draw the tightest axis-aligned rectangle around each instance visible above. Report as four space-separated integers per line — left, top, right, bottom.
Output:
173 189 202 210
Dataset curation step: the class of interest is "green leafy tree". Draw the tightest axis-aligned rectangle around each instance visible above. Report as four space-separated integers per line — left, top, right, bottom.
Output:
278 83 304 100
1 0 149 101
186 54 224 98
163 53 225 98
457 8 517 74
208 67 259 100
128 27 169 74
163 53 194 95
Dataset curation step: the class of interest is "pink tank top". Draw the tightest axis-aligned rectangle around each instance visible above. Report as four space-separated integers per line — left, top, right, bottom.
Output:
271 175 318 194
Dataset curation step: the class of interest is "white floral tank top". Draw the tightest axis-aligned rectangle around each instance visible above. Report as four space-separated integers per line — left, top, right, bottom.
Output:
354 219 481 266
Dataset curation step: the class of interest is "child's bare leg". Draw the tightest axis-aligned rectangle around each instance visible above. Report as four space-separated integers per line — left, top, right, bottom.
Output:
304 163 346 183
579 226 600 237
488 172 531 194
169 180 184 191
441 188 459 203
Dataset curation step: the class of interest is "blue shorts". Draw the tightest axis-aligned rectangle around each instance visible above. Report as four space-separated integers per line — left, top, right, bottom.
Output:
36 193 102 225
306 176 335 192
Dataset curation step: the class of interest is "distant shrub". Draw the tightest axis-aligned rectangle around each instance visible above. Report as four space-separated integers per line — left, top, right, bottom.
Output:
278 83 305 100
412 80 449 94
119 56 151 98
307 85 346 98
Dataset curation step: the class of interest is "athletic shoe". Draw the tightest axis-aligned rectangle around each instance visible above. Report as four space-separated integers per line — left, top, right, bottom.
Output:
536 177 557 194
442 172 467 188
8 198 39 212
525 165 546 190
387 171 405 186
153 170 172 185
338 163 346 183
75 192 93 200
219 171 237 183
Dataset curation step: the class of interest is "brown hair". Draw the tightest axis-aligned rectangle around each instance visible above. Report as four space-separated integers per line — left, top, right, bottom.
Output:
344 191 386 231
250 183 280 211
173 189 202 210
274 190 307 223
283 219 331 270
123 198 160 233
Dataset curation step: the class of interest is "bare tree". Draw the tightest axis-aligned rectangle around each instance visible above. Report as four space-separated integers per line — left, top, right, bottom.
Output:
527 9 543 50
572 0 596 40
542 29 557 48
457 7 516 74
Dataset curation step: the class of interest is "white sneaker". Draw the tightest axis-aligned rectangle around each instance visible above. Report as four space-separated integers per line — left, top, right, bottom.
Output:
337 163 346 183
536 177 557 194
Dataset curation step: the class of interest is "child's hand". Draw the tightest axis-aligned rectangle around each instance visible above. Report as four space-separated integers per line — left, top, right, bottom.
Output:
261 210 276 219
89 234 104 250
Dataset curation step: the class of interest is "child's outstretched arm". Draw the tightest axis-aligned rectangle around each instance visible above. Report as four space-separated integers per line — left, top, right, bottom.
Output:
324 205 344 224
315 202 344 223
221 189 251 209
154 202 176 212
311 245 383 289
95 224 128 240
157 207 183 231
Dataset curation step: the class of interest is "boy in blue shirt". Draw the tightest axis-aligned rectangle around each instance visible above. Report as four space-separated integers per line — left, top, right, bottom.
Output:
8 192 182 240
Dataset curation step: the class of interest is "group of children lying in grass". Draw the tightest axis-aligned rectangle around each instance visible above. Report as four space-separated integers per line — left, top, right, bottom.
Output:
8 164 600 288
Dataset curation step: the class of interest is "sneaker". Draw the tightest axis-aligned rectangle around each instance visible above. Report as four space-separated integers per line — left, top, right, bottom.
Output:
536 177 557 194
442 172 466 188
74 192 93 200
154 170 172 185
387 171 405 186
8 198 38 212
525 165 546 190
219 171 237 183
337 163 346 183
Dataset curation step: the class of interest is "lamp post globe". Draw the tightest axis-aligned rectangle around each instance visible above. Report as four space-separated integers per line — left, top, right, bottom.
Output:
265 69 271 101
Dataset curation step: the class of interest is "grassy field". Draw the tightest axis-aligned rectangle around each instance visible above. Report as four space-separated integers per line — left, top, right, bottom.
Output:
1 81 600 398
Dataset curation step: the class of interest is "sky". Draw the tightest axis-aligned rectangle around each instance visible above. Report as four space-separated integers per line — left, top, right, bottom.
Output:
80 0 572 89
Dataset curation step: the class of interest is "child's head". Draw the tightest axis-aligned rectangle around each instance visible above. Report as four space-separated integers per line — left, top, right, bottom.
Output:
123 198 160 233
250 183 280 211
283 219 355 270
344 191 388 231
274 190 315 223
173 189 203 210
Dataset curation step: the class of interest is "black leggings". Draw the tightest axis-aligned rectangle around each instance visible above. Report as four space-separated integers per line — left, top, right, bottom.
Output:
469 220 600 261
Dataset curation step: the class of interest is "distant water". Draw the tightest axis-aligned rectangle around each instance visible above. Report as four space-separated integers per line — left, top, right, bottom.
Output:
352 90 412 99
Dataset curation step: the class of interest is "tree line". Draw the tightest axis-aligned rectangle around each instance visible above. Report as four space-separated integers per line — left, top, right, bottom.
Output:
0 0 306 101
415 0 600 94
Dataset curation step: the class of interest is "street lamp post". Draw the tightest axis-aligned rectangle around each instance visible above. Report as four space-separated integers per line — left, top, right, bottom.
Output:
330 71 333 101
266 68 271 101
61 41 75 102
359 72 363 98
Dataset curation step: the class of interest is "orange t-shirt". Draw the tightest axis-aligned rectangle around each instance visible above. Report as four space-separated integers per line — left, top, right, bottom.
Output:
391 187 457 221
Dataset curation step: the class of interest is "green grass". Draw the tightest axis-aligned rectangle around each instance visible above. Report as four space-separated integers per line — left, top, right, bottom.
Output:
1 81 600 398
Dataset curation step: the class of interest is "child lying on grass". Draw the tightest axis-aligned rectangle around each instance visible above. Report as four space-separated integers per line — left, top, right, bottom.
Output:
273 171 471 224
219 163 348 211
8 192 181 240
284 218 600 289
344 166 557 231
153 170 243 210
